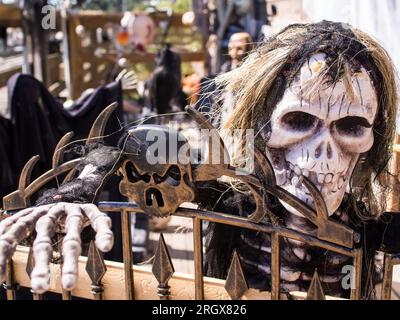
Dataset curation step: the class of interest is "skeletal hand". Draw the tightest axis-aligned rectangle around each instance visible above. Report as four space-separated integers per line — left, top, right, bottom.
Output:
0 203 114 293
116 69 137 91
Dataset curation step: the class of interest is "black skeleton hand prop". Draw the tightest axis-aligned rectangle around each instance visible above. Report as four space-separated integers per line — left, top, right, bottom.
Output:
0 202 113 293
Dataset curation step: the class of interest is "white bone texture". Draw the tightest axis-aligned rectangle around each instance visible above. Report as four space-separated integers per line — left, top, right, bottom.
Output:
116 69 138 91
0 202 113 293
265 53 378 216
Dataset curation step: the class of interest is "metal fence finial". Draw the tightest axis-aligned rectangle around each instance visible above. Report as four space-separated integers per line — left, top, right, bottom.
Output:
224 250 249 300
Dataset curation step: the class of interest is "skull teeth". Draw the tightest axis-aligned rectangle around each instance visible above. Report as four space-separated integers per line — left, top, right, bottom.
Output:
294 165 301 176
291 176 301 188
324 173 333 183
283 161 348 192
337 176 345 189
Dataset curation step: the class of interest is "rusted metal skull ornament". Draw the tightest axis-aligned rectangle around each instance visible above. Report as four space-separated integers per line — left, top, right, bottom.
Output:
119 125 195 217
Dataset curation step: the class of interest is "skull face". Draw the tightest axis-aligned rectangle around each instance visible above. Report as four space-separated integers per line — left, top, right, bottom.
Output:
228 33 252 66
127 15 156 54
119 126 195 217
265 53 378 216
229 37 247 61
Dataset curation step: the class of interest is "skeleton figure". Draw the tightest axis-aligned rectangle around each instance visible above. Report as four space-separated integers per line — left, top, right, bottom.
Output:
221 32 254 72
206 20 398 297
219 32 254 130
0 21 398 298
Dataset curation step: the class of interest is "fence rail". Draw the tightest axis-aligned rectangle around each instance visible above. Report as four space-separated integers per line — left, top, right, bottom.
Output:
2 107 400 300
0 200 375 300
98 201 364 300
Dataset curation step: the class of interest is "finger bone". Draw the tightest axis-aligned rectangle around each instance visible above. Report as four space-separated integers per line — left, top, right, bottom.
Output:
82 204 114 252
0 205 52 281
31 204 65 293
61 204 84 290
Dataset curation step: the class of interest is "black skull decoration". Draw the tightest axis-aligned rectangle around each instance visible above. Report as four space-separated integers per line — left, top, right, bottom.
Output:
119 125 195 217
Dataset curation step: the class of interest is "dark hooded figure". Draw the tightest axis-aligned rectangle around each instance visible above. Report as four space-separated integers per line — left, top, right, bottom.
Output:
145 45 183 116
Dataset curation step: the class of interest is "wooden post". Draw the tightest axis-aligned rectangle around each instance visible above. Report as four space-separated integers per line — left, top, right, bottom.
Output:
32 1 48 85
193 217 204 299
21 1 48 85
388 134 400 211
20 3 32 75
121 209 135 300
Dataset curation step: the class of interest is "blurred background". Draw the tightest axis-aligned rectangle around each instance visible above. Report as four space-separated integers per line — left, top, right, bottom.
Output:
0 1 398 105
0 0 399 299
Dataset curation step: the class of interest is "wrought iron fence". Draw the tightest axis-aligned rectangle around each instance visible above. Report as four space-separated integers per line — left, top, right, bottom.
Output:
97 201 362 300
1 104 400 300
2 200 399 300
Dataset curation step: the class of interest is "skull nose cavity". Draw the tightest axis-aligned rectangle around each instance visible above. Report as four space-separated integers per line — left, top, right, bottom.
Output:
314 142 333 159
314 142 322 158
145 188 164 207
327 142 332 159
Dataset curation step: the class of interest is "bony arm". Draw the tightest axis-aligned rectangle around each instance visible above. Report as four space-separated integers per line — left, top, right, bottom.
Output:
0 145 122 293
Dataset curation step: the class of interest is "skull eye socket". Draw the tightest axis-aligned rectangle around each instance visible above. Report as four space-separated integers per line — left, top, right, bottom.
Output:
334 116 372 137
124 161 150 183
153 165 181 186
281 111 318 131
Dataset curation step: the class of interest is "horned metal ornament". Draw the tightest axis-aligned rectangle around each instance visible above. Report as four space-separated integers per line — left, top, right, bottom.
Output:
119 125 196 217
0 104 118 296
117 105 355 248
2 102 119 212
